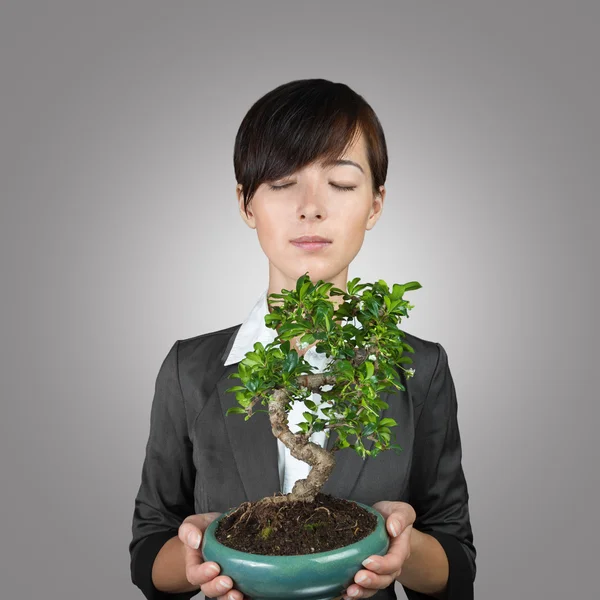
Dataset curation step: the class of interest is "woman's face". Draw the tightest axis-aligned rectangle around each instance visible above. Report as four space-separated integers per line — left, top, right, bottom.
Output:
237 131 385 298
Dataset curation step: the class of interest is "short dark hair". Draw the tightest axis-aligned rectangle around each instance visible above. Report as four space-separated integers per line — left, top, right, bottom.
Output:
234 78 388 216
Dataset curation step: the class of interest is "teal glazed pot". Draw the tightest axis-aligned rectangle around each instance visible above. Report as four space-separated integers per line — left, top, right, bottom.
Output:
201 500 390 600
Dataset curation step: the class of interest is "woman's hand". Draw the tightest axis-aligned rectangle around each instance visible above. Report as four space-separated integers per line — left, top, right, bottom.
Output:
178 513 248 600
341 501 416 599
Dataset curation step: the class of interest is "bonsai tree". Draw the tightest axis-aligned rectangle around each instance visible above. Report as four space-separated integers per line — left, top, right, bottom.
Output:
224 273 421 511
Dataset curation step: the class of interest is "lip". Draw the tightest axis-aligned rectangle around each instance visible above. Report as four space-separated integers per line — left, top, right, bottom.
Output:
290 235 332 243
290 240 332 251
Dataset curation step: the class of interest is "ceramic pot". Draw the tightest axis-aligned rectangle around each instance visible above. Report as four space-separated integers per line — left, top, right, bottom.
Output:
201 500 389 600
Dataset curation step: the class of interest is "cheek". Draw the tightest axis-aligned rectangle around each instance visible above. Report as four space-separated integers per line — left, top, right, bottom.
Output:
337 206 369 236
255 211 287 252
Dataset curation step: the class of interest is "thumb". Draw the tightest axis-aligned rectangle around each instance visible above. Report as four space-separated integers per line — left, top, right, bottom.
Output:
179 512 222 549
372 500 397 519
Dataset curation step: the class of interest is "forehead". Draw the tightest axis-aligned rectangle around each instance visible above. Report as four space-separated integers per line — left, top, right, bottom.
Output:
316 131 368 171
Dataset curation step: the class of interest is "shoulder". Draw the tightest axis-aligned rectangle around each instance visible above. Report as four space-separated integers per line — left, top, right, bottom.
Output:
164 324 243 413
176 323 242 368
396 329 448 403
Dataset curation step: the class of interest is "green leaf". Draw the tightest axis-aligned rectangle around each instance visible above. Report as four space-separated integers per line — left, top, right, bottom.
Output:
300 333 316 345
243 352 262 366
297 421 310 433
299 280 312 300
302 411 315 423
378 418 397 428
304 399 318 411
226 407 247 415
347 277 361 295
362 422 377 436
281 325 307 338
337 360 354 379
225 385 247 393
391 284 405 300
296 273 309 294
389 444 403 455
283 351 299 374
377 279 389 293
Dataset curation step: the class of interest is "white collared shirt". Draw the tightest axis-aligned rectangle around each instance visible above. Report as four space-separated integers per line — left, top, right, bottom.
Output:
223 287 359 494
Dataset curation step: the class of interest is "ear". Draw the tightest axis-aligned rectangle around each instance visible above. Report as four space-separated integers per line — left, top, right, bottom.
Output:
237 184 256 229
365 186 385 231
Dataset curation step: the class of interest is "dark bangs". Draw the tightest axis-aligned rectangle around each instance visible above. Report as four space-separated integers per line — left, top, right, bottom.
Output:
233 79 388 215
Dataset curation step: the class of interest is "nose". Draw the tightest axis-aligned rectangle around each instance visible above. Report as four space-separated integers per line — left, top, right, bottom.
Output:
297 186 327 221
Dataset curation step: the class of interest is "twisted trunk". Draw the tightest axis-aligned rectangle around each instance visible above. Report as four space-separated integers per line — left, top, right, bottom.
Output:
268 388 335 502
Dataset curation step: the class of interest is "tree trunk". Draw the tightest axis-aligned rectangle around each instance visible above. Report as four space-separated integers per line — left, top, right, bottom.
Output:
268 389 335 502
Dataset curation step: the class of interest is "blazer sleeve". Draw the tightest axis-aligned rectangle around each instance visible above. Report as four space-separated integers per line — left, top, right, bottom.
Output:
403 343 477 600
128 340 200 599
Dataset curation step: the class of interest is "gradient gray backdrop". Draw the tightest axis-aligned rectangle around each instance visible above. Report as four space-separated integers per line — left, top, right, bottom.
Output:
1 1 597 598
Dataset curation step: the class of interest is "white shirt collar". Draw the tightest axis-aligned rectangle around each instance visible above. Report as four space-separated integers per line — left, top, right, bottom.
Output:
223 287 361 369
224 287 278 366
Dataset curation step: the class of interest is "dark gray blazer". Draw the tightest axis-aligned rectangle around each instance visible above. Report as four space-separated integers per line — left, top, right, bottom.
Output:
129 324 476 600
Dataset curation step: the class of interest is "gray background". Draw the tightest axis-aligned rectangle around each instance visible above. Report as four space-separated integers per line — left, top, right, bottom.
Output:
1 1 597 598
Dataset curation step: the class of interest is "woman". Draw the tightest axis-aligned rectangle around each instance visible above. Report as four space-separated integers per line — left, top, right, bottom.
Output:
128 79 476 600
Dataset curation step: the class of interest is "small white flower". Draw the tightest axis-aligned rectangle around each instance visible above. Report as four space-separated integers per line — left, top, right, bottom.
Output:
297 341 309 350
405 367 415 378
367 354 377 361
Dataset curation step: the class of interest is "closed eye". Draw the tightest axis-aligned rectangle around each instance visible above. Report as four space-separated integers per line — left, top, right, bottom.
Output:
268 183 357 192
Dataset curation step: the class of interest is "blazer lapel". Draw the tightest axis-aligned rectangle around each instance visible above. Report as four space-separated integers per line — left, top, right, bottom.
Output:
216 368 281 503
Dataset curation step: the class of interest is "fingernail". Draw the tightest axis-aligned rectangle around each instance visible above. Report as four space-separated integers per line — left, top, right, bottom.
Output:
390 520 400 537
217 580 231 592
363 558 379 571
356 573 368 583
347 588 358 597
187 530 201 549
207 563 219 575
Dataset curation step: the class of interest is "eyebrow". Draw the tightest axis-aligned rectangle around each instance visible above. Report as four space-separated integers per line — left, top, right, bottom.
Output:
322 159 365 174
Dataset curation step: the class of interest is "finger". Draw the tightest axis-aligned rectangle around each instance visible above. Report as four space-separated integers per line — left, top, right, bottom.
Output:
192 560 224 584
181 545 221 587
179 512 222 549
343 570 395 598
200 574 234 598
179 523 202 552
354 568 396 590
342 583 379 599
361 524 412 576
217 590 244 600
372 501 416 526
